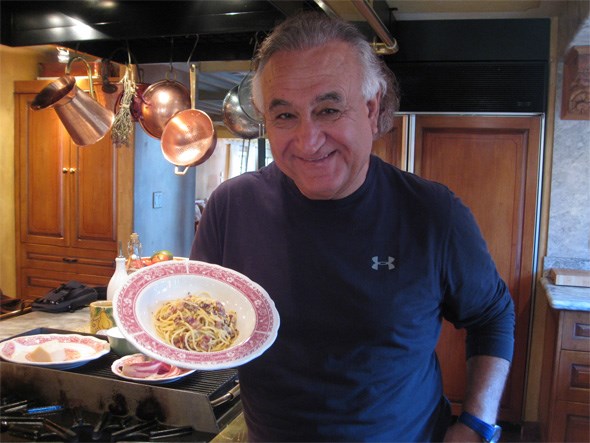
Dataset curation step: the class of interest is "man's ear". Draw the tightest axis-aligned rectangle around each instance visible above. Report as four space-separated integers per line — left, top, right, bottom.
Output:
367 92 381 135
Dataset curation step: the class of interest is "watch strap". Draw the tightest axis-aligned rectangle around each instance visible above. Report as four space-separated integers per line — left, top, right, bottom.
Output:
458 411 497 442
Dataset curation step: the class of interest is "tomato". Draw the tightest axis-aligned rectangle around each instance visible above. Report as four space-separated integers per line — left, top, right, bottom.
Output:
141 257 153 266
150 250 174 263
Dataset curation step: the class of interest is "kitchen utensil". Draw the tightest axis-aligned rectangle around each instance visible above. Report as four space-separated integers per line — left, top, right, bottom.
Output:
112 260 280 370
160 64 216 175
31 57 115 147
138 71 190 139
237 71 264 123
222 85 259 139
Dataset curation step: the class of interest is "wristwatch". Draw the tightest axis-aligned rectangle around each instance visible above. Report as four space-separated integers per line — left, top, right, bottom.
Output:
458 411 502 443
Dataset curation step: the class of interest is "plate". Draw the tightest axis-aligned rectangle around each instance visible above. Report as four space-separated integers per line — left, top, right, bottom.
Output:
113 260 280 370
111 353 196 384
0 334 110 370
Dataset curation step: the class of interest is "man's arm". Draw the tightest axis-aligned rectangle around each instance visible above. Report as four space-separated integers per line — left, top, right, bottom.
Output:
443 355 510 442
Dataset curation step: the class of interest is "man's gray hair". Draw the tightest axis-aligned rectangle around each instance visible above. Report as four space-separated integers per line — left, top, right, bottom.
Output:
251 12 399 136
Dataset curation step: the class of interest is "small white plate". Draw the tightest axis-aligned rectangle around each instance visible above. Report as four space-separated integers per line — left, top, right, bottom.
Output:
0 334 110 370
113 260 280 370
111 353 196 384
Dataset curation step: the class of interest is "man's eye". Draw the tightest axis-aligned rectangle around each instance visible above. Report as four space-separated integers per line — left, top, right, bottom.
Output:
318 108 342 120
274 112 295 120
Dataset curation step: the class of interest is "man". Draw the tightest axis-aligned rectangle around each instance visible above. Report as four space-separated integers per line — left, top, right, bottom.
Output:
191 12 514 442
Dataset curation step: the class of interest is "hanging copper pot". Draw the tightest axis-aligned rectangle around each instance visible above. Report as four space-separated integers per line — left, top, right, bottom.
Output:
31 57 114 147
115 82 150 121
160 64 216 176
138 74 190 139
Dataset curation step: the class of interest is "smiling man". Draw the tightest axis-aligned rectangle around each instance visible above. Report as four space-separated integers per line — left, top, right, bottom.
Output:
258 40 379 200
190 12 514 442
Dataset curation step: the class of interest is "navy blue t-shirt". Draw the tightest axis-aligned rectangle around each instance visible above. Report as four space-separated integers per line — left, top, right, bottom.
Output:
190 156 514 442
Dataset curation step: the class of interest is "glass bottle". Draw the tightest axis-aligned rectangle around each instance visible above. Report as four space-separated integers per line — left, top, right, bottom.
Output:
126 232 144 274
107 241 128 301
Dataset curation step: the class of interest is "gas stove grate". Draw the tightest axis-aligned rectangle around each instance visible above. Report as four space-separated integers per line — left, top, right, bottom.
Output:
73 351 238 399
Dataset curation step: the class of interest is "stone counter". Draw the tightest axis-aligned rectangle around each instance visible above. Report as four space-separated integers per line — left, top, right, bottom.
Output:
540 276 590 311
0 308 91 341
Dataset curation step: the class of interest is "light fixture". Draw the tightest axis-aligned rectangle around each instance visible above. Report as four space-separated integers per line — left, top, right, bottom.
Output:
56 47 70 63
31 57 114 147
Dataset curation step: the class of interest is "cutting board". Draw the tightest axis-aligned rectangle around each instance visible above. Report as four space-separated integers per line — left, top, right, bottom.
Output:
550 268 590 288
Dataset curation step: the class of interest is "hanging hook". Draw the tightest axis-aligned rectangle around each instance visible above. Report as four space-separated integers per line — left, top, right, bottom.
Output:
169 37 175 74
249 31 263 71
186 34 200 66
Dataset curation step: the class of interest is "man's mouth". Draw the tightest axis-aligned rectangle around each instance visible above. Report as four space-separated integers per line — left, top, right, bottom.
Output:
300 151 335 163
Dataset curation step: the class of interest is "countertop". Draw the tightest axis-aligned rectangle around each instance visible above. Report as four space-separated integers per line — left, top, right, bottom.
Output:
540 276 590 311
0 308 91 341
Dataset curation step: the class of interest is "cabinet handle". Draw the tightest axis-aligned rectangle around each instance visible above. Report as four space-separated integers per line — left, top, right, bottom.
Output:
62 257 78 263
62 168 68 173
69 168 76 173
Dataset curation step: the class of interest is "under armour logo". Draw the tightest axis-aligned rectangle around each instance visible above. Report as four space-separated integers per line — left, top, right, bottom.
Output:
371 256 395 270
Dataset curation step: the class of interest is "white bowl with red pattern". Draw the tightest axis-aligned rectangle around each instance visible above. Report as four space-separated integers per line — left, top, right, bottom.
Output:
112 260 280 370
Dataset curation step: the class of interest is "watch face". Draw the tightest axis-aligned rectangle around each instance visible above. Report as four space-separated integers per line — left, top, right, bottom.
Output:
488 425 502 443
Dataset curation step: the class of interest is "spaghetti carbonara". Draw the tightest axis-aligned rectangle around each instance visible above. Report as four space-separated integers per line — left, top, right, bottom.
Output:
154 293 238 352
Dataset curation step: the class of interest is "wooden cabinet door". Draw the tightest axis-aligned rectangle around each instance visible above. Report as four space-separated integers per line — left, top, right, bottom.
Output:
70 133 117 251
16 89 117 252
16 93 69 247
414 115 541 422
372 116 406 169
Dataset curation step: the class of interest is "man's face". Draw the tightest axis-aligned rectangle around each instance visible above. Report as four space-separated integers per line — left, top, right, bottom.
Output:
258 41 380 200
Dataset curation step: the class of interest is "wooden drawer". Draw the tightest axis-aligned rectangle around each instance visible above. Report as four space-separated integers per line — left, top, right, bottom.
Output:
20 267 112 302
550 400 590 442
562 311 590 352
20 243 115 275
557 350 590 403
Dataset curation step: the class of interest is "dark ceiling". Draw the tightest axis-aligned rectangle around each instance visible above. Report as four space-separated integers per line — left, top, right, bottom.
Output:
0 0 389 64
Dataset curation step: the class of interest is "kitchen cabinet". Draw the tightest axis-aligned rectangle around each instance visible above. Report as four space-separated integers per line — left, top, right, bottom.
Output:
371 116 406 169
539 308 590 441
14 80 133 302
373 114 542 423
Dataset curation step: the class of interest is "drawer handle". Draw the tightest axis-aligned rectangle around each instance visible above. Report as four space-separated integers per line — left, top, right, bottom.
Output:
62 257 78 263
575 323 590 339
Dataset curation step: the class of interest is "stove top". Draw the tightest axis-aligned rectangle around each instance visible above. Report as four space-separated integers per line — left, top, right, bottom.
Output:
0 328 242 442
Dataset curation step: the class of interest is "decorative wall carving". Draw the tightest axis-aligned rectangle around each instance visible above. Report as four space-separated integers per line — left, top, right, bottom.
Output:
561 46 590 120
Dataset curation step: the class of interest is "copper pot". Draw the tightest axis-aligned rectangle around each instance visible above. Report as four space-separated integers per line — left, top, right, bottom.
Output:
160 64 216 175
139 79 190 139
115 82 150 121
31 75 114 147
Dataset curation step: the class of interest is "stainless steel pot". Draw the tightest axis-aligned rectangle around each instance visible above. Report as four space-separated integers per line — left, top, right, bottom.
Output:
222 86 260 139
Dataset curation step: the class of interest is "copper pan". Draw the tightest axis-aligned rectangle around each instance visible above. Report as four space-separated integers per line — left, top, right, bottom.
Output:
31 59 115 147
160 64 216 176
115 82 149 121
139 72 190 139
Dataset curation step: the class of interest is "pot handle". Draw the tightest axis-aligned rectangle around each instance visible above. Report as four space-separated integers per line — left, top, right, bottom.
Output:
210 382 240 407
174 166 190 176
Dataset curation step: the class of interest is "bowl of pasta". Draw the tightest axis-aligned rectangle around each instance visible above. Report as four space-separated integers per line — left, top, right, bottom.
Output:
112 260 280 370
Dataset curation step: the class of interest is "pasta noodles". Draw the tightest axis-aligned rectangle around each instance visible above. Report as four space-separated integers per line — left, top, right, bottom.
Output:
154 292 238 352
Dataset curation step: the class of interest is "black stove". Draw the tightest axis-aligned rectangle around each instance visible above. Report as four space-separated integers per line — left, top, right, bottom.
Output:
0 328 242 442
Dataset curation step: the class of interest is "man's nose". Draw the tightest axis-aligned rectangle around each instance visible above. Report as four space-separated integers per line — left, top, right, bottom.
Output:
295 117 324 153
